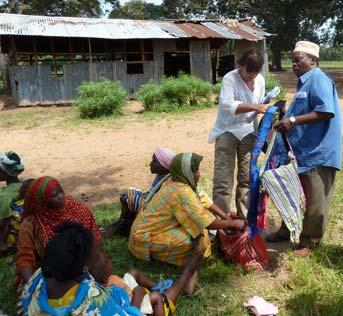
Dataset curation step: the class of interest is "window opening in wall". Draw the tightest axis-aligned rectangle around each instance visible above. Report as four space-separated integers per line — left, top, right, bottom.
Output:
164 52 190 76
127 63 143 74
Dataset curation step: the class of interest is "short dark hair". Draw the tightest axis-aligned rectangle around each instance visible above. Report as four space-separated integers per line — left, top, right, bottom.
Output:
42 222 94 282
237 49 264 73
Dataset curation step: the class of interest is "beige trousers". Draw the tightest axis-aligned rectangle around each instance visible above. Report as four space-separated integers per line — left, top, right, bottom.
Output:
212 132 256 218
277 167 336 247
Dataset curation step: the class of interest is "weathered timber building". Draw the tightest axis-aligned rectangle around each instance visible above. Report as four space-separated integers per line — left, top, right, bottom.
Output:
0 14 271 106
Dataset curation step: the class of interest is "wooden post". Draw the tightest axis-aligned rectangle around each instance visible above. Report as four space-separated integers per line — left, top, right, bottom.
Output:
50 38 57 76
32 37 38 65
10 36 17 65
68 38 74 63
140 39 144 62
88 38 93 62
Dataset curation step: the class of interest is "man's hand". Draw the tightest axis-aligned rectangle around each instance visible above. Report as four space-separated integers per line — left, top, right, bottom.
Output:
255 103 269 114
274 118 294 133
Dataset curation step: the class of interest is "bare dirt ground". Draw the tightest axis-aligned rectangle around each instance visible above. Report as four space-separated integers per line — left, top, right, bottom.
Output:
0 70 342 208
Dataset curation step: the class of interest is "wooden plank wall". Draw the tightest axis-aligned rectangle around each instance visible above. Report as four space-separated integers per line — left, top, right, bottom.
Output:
8 61 155 106
190 40 212 83
8 38 214 106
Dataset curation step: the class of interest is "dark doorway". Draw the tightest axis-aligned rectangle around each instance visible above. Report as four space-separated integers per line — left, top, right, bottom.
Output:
164 52 190 76
218 54 235 78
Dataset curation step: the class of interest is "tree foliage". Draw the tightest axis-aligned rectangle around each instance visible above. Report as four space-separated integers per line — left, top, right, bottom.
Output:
0 0 119 17
109 0 163 20
216 0 343 70
163 0 217 19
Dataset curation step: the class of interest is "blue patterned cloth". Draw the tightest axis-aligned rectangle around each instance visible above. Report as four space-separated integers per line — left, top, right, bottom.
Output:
19 269 141 316
247 105 279 237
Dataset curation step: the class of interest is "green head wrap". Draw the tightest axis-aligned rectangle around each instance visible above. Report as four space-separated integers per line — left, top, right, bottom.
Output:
170 152 203 191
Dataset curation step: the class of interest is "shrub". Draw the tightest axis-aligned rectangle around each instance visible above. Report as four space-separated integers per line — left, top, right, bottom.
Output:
137 74 213 112
74 80 128 118
265 74 286 101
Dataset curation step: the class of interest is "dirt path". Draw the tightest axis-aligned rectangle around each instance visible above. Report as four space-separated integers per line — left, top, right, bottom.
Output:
0 70 342 207
0 108 218 206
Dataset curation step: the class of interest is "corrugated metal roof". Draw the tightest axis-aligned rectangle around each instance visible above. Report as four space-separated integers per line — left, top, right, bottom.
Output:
0 13 270 41
240 20 272 37
201 22 242 39
173 22 222 39
0 14 175 39
156 22 189 38
222 20 262 41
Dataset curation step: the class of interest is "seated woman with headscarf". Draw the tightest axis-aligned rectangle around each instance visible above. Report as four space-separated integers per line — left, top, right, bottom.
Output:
15 176 102 286
129 153 245 293
0 151 26 253
103 147 176 237
19 222 141 316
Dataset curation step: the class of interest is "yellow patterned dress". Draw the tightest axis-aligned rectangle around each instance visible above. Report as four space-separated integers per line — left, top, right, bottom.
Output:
129 178 215 267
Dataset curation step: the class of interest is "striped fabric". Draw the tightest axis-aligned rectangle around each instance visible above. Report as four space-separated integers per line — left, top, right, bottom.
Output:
219 229 268 271
261 160 305 242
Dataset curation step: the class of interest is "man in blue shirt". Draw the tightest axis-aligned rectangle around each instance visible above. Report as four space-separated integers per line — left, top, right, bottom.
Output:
266 41 342 256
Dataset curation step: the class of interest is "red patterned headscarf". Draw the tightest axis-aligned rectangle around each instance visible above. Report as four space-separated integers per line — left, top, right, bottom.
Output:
23 176 101 246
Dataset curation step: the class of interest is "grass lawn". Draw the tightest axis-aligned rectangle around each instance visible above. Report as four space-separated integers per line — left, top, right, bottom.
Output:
282 60 343 69
0 170 343 315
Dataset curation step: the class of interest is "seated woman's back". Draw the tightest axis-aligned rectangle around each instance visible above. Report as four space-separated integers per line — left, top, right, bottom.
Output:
19 222 140 316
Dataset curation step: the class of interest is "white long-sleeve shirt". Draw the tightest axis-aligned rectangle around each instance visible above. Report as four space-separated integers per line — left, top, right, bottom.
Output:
208 69 265 143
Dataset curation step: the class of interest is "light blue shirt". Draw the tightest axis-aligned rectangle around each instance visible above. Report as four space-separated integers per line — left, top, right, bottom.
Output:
285 68 342 173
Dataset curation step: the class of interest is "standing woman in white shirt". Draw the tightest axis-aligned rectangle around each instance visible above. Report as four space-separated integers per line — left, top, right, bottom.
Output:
208 49 268 218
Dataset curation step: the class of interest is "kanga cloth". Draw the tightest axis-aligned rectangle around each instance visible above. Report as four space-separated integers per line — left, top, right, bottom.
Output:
18 268 141 316
129 178 215 267
260 131 305 243
248 106 279 236
219 228 268 271
107 273 175 316
123 174 165 213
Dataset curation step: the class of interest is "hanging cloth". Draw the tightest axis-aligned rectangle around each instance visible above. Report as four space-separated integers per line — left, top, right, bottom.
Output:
247 105 279 237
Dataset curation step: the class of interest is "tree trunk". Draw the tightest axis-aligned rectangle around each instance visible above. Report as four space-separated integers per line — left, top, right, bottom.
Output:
271 47 282 71
18 0 25 14
5 0 17 13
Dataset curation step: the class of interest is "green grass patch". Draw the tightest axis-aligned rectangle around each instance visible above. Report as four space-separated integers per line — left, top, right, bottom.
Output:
282 60 343 70
1 172 342 315
265 74 286 101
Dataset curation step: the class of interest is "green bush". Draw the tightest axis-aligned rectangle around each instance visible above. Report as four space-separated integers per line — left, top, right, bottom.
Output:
265 74 286 101
74 80 128 118
137 74 213 112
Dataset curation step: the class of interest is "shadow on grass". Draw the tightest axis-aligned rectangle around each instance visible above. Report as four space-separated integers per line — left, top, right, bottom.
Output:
311 243 343 272
285 290 343 316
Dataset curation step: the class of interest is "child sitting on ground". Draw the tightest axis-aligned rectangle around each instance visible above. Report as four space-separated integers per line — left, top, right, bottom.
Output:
91 251 204 316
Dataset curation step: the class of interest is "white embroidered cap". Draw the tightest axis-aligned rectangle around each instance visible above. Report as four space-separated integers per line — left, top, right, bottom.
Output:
293 41 320 58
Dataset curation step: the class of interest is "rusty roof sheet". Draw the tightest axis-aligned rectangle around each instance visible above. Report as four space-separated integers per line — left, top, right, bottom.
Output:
155 22 189 38
240 20 272 37
222 20 262 41
0 13 270 41
173 22 223 39
201 22 242 39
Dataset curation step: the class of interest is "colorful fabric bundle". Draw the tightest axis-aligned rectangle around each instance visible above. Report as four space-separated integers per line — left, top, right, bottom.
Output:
219 229 268 271
260 132 305 242
0 151 24 177
248 106 279 236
